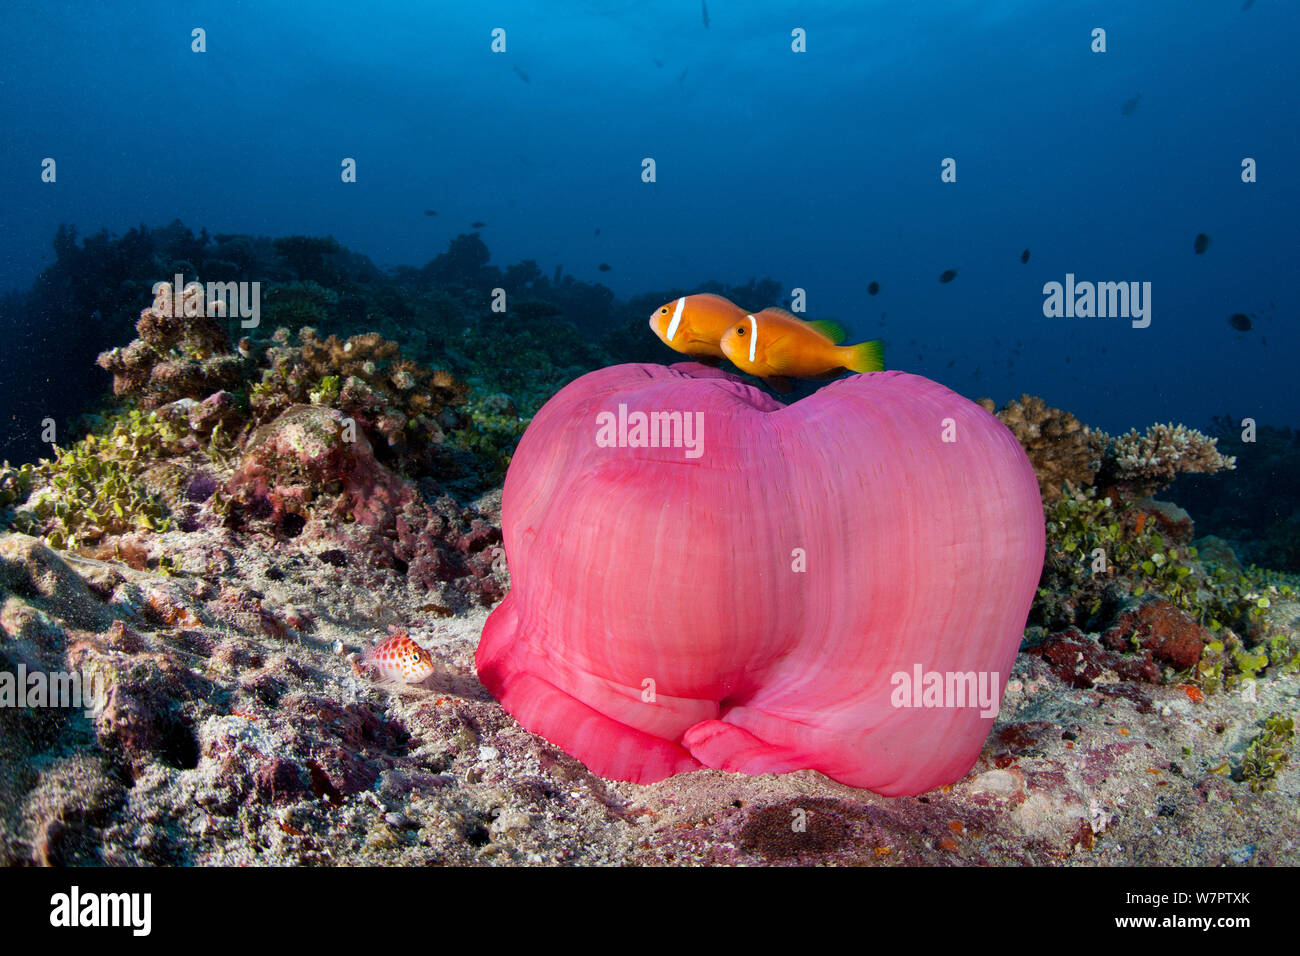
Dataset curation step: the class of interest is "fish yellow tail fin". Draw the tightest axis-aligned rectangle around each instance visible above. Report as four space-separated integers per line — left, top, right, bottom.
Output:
845 339 885 373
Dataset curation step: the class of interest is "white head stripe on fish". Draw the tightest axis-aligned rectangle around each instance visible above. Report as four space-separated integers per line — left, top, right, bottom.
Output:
665 296 686 341
747 314 758 363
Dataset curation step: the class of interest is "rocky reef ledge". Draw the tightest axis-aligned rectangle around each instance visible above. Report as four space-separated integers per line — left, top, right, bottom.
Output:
1 517 1295 865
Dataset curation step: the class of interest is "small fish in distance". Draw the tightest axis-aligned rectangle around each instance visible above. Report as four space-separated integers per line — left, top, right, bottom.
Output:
1228 313 1252 331
471 221 486 229
867 281 880 295
1194 233 1210 254
1021 248 1030 263
939 269 957 283
598 263 611 272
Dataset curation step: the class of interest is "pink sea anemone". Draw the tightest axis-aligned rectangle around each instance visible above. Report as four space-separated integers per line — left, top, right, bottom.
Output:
476 364 1044 795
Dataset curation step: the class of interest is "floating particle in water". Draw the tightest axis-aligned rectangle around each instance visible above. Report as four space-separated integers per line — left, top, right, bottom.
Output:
594 227 601 235
701 0 710 29
654 58 664 68
1228 313 1252 331
471 221 486 229
424 209 437 216
946 360 955 368
867 281 879 295
1020 248 1030 263
598 263 611 272
1121 93 1142 116
513 65 531 84
1194 233 1211 254
939 269 957 283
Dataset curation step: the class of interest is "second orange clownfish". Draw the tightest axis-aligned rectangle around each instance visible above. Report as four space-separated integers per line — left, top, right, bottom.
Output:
649 294 885 391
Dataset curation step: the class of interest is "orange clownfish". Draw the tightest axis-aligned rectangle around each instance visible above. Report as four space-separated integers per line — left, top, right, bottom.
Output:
719 308 885 391
648 293 747 365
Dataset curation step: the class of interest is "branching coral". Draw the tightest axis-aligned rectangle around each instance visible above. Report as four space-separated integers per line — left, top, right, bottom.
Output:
981 395 1098 502
983 396 1235 503
249 327 468 473
1093 422 1236 497
96 281 249 409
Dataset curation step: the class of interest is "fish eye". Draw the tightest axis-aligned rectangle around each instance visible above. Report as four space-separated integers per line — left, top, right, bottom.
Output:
660 307 668 314
736 326 746 335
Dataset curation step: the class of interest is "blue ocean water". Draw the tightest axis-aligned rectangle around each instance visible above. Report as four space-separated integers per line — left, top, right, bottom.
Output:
0 0 1296 443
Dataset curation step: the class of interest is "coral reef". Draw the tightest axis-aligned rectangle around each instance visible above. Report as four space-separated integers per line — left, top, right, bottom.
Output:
262 280 339 334
6 410 182 549
1 526 1297 866
1093 422 1236 498
980 394 1098 502
221 404 417 536
272 235 342 284
0 219 1294 865
1237 713 1295 791
249 327 468 473
981 396 1235 503
96 281 249 409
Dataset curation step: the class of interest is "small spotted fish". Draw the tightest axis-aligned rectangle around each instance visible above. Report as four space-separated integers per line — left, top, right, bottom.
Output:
364 629 435 684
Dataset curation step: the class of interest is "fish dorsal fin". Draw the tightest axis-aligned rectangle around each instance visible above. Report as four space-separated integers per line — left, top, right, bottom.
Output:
805 319 846 344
